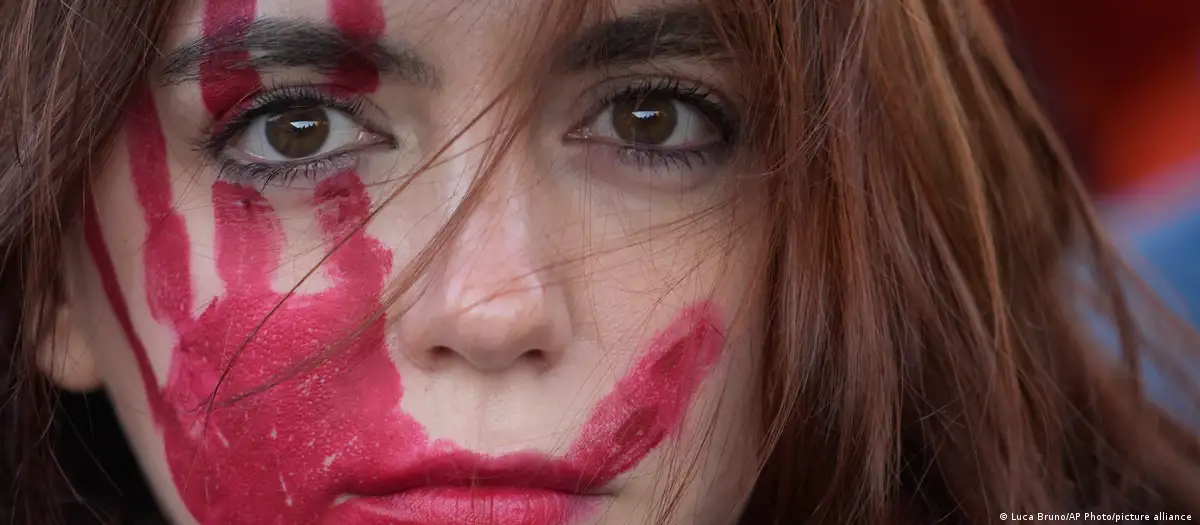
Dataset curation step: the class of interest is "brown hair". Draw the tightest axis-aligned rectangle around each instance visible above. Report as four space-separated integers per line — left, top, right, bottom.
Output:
2 0 1199 524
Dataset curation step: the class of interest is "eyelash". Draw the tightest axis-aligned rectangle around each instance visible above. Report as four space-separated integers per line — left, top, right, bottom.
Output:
196 79 740 187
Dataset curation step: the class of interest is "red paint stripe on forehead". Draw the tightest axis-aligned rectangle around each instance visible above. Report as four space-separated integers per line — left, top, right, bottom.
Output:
200 0 263 115
328 0 385 92
331 0 385 39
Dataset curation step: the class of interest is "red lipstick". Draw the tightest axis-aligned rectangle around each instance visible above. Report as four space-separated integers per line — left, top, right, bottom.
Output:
322 451 608 525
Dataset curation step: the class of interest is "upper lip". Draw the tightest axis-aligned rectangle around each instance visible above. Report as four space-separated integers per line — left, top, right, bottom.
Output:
344 449 610 497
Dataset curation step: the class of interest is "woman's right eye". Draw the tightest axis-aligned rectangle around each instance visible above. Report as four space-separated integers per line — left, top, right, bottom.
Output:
228 106 384 164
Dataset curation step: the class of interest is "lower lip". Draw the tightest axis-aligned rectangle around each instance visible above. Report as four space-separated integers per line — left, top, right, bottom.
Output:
322 487 605 525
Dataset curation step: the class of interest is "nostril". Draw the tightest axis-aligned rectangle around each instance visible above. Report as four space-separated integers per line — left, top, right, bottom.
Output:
424 345 547 371
430 345 455 361
518 349 551 371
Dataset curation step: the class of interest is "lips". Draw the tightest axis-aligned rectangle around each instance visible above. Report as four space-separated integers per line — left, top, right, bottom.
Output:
322 450 610 525
325 487 602 525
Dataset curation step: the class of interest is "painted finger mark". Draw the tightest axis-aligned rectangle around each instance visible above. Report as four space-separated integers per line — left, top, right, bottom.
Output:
329 0 386 92
313 172 391 291
126 86 195 330
211 182 283 293
316 0 389 301
200 0 262 115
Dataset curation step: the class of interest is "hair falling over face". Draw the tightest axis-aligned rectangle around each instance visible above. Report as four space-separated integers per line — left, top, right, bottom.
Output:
1 0 1199 524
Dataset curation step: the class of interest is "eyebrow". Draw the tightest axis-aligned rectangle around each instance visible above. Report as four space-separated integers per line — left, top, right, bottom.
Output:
555 6 726 72
160 18 436 86
158 7 724 86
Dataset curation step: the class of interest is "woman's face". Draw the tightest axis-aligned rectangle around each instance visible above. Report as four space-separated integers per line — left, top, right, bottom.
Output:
52 0 768 523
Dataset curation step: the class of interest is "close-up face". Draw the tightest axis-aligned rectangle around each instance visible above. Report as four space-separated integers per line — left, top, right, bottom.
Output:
51 0 771 524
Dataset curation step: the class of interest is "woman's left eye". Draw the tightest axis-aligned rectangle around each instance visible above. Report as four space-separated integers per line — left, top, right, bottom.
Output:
229 106 381 163
577 93 722 150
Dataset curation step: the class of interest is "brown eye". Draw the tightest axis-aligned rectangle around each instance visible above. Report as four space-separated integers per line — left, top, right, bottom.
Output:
264 107 332 159
576 92 721 152
610 95 679 146
233 105 371 164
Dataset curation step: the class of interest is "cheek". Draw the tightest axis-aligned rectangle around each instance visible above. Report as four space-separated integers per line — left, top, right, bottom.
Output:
697 321 764 467
658 313 765 521
632 217 766 504
671 359 763 523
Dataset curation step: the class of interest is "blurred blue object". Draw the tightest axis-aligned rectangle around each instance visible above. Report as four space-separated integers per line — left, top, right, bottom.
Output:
1131 206 1200 327
1100 164 1200 423
1103 164 1200 326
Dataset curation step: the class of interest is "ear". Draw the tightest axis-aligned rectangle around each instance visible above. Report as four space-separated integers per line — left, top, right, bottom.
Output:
36 303 102 392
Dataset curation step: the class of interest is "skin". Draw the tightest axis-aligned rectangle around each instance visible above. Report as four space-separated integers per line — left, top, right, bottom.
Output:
43 0 769 523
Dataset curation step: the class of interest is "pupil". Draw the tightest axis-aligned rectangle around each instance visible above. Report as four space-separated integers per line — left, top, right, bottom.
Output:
612 96 678 145
265 107 331 159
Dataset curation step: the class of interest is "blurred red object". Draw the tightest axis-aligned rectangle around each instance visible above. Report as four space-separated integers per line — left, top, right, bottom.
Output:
993 0 1200 195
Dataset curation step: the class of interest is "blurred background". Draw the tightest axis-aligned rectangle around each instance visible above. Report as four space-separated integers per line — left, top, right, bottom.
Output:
993 0 1200 329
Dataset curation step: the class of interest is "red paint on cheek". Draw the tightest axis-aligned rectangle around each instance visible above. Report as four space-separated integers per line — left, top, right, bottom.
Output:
566 304 725 482
80 1 730 523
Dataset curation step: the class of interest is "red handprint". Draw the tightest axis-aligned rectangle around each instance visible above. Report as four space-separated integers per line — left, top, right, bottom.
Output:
92 88 425 525
94 1 421 522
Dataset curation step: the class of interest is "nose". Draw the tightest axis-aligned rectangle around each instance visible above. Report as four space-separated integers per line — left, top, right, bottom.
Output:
396 189 572 373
